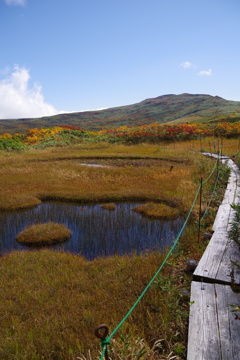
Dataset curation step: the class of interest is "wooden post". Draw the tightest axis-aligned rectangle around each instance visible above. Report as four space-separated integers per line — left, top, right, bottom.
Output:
214 138 216 150
198 178 203 244
217 153 219 180
209 140 212 155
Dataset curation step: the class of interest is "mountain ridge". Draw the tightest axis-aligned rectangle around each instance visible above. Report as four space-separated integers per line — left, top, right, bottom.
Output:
1 93 240 134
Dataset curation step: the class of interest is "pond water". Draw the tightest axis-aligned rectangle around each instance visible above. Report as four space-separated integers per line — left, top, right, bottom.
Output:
0 202 183 260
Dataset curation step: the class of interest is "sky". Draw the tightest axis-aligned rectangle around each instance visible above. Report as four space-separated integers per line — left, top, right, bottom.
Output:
0 0 240 119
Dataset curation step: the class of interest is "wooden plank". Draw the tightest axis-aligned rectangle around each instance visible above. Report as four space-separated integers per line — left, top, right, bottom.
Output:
217 238 240 285
188 154 240 359
187 282 221 360
212 204 232 232
194 156 240 284
187 282 240 360
202 152 229 160
215 284 240 359
194 229 240 284
193 231 230 284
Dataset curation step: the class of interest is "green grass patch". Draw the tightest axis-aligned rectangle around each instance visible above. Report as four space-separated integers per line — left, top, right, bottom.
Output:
15 222 71 245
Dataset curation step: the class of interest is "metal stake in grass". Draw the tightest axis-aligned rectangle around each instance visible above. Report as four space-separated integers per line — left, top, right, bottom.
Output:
217 153 219 180
198 177 203 244
95 324 109 360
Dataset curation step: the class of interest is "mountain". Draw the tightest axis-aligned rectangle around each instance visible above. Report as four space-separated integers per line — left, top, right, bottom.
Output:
1 93 240 134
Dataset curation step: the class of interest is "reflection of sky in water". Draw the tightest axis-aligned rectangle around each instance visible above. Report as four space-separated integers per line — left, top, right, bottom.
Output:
0 202 183 260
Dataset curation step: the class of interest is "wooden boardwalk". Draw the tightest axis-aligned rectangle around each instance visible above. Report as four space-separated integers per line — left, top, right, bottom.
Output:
188 282 240 359
187 155 240 360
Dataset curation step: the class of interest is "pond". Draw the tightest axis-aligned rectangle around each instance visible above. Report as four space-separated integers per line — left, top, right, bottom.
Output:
0 202 183 260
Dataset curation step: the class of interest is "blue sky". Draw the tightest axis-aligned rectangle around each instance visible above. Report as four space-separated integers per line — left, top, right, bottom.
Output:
0 0 240 119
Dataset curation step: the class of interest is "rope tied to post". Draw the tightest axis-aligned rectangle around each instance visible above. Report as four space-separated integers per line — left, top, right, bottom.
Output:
100 338 110 347
95 324 110 360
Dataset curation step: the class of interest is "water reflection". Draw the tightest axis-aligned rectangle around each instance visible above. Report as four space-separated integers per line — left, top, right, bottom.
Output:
0 202 183 260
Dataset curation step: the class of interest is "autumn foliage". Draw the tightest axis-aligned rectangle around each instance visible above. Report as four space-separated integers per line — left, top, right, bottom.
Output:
0 122 240 149
97 122 240 144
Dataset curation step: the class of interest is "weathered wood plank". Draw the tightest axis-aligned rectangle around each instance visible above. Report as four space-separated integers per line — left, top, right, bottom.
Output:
194 231 240 285
215 284 240 359
188 154 240 359
216 238 240 285
212 204 232 232
187 282 240 360
193 155 240 285
187 282 221 360
193 231 229 283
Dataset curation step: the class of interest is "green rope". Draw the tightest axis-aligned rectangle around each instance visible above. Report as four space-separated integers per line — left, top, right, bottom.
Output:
100 184 201 360
202 160 218 184
99 157 218 360
200 169 220 222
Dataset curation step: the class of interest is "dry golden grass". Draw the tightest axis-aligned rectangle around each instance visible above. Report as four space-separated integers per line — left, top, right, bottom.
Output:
15 222 71 245
0 139 234 359
0 250 185 360
0 141 219 214
133 202 180 220
101 203 116 211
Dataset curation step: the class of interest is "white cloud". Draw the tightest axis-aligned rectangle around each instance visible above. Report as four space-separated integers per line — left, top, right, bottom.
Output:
198 69 212 76
0 65 58 119
58 108 107 114
4 0 26 6
180 61 194 69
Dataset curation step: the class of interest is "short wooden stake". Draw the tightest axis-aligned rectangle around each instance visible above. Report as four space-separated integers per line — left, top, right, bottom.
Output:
217 153 219 180
198 178 203 244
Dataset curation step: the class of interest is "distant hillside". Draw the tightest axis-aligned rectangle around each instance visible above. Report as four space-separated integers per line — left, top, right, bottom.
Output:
1 93 240 134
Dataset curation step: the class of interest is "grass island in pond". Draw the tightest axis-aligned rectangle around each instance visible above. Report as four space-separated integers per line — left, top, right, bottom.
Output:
133 202 180 220
101 202 116 211
15 222 72 246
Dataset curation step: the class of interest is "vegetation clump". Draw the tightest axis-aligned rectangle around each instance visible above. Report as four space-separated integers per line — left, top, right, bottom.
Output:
15 222 71 245
0 194 41 211
101 202 116 211
133 202 180 220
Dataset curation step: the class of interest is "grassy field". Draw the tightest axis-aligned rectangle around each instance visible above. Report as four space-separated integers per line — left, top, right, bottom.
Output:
0 140 221 212
0 138 238 359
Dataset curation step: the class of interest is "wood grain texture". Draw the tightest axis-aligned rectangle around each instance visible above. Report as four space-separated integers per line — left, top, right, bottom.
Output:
188 155 240 360
187 282 240 360
194 156 240 285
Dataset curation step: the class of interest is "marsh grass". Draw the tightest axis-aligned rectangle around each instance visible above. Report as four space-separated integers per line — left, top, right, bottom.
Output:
0 141 216 213
0 139 235 359
0 250 184 359
101 203 116 211
0 194 41 211
15 222 71 245
0 249 193 360
133 202 179 220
